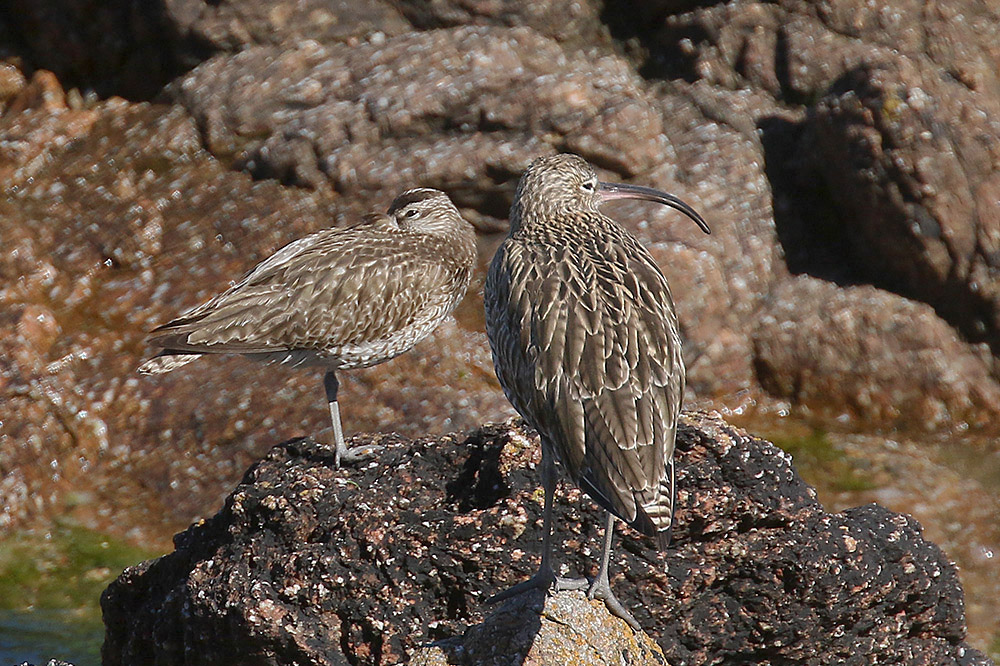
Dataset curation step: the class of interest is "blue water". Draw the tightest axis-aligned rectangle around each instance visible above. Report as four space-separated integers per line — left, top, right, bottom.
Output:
0 610 101 666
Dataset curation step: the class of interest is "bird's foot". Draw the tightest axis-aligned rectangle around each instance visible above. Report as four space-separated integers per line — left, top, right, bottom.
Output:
335 443 384 468
486 569 588 605
586 577 640 631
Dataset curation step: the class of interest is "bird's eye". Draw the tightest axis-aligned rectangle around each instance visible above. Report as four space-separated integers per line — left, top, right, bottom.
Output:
404 208 420 218
581 181 597 192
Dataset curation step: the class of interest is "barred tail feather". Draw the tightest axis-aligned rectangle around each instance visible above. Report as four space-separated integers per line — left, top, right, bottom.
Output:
137 351 202 375
637 457 676 550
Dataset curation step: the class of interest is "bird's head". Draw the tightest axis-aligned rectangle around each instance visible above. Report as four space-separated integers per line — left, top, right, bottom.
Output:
511 153 710 234
387 188 468 236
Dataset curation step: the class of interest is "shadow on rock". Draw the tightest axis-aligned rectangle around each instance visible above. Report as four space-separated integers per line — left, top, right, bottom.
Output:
757 114 862 287
412 589 664 666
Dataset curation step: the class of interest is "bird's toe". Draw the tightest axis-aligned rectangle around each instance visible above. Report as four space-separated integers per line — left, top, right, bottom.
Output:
586 579 640 631
336 444 384 467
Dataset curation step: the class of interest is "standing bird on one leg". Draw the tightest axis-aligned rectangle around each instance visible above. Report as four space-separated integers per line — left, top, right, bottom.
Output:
484 154 710 628
139 188 477 467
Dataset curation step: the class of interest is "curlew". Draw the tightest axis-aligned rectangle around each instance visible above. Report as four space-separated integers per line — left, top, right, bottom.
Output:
484 154 710 627
140 188 477 467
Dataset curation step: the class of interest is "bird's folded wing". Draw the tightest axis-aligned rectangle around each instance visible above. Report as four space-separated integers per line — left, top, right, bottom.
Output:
148 229 465 353
490 235 681 534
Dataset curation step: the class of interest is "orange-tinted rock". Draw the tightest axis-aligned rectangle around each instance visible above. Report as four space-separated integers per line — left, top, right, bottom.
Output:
5 69 67 115
0 98 510 542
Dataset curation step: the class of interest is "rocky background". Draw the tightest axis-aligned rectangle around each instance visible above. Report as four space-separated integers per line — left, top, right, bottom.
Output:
1 0 999 659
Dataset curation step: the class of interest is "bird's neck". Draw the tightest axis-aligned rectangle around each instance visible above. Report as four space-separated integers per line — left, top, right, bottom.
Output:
508 198 562 237
430 218 478 262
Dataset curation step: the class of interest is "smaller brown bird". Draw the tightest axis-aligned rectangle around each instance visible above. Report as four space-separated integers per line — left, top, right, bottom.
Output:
484 154 710 628
139 188 477 467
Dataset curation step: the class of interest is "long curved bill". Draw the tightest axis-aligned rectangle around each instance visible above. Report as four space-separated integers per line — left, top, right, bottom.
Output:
599 182 711 235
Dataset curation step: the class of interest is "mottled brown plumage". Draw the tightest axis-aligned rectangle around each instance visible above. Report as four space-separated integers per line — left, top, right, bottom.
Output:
140 188 476 466
484 154 709 627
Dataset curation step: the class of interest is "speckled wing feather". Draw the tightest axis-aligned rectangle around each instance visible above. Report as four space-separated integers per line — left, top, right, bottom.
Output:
149 218 470 363
486 215 681 545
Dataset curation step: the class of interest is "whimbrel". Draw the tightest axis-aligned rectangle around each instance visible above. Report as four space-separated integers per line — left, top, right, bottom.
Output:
140 188 477 467
484 154 710 628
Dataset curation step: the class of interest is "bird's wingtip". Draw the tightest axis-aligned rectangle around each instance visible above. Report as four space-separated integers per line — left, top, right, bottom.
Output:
655 525 673 550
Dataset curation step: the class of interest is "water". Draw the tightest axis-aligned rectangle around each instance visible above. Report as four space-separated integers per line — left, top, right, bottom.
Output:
0 524 158 666
0 609 101 666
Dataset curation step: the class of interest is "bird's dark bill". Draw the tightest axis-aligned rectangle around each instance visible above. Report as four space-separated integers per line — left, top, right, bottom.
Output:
598 182 711 234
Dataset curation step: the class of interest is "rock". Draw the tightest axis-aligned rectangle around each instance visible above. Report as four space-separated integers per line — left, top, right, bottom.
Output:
396 0 611 52
411 590 667 665
4 70 68 115
638 0 1000 101
0 60 28 112
0 97 510 540
752 276 1000 430
168 27 674 196
101 414 988 665
165 0 411 52
808 59 1000 352
632 0 1000 359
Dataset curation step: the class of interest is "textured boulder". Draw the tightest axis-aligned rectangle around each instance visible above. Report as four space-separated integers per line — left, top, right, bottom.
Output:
753 277 1000 430
101 414 987 665
808 59 1000 351
169 26 677 195
628 0 1000 392
640 0 1000 99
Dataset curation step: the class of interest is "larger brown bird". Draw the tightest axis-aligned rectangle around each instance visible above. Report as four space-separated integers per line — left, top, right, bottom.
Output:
139 188 477 467
484 154 710 628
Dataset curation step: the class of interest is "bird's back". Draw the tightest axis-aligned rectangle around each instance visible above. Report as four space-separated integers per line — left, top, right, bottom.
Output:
148 217 475 369
485 213 682 546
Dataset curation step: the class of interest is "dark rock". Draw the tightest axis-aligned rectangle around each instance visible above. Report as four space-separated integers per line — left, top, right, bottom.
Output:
101 414 988 665
753 276 1000 430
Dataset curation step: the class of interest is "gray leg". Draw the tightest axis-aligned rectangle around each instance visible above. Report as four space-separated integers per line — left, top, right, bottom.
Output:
323 370 382 467
487 446 586 605
586 511 640 630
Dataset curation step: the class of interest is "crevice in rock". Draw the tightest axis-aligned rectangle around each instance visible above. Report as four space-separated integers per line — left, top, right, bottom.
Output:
758 114 864 287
